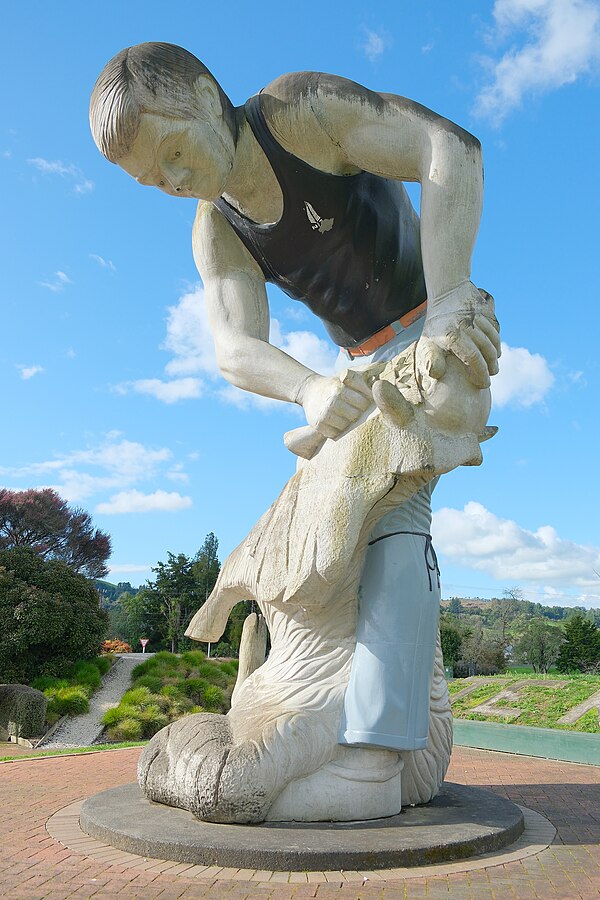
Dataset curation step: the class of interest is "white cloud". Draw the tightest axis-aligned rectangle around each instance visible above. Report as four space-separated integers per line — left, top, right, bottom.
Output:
270 319 338 375
17 364 43 380
0 434 178 503
109 563 152 574
433 501 600 593
96 489 192 514
90 253 116 272
28 157 94 194
130 377 204 404
163 284 219 378
360 27 390 61
475 0 600 123
38 270 71 293
118 283 338 409
491 341 554 407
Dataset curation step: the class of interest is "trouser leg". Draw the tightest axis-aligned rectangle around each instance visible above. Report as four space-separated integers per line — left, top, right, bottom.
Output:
339 529 440 751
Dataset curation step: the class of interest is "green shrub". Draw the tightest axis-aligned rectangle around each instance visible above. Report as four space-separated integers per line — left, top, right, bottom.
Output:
50 686 89 716
31 675 65 693
169 697 195 716
184 705 206 715
160 684 184 699
202 685 226 712
94 656 112 676
133 675 163 694
180 650 206 667
219 661 239 677
154 651 179 664
0 684 48 738
69 661 102 693
131 659 158 679
108 717 143 741
194 663 228 686
102 707 124 728
138 705 169 736
120 686 154 707
180 678 209 702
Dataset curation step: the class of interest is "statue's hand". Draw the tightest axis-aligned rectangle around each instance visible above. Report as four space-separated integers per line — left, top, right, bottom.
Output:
417 282 500 389
300 371 373 439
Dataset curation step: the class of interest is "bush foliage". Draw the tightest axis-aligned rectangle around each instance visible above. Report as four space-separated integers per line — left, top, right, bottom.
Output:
0 684 47 738
102 639 133 654
0 547 108 683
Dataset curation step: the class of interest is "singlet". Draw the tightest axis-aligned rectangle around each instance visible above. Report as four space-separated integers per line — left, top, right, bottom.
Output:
213 94 427 349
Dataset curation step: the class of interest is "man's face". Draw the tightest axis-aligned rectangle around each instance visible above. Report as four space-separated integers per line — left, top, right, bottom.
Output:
116 111 235 201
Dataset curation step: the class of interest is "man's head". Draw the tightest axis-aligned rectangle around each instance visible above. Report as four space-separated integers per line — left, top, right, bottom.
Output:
90 43 238 199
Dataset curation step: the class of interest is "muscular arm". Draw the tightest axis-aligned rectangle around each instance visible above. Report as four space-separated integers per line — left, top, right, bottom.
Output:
263 74 499 386
193 202 372 437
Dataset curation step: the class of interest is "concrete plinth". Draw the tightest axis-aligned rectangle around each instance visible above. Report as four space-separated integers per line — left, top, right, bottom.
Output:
80 782 524 872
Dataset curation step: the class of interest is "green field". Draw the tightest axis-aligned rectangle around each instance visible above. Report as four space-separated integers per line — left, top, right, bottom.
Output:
449 673 600 733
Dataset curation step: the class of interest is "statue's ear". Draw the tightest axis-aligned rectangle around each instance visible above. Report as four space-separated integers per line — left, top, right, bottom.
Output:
193 75 222 118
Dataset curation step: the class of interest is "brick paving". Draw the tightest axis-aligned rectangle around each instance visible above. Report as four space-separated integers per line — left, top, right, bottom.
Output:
0 745 598 899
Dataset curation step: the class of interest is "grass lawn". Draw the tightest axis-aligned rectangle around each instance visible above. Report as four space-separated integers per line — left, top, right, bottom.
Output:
0 740 146 761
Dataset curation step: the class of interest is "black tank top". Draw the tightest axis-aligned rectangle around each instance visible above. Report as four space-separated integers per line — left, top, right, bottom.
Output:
213 94 426 348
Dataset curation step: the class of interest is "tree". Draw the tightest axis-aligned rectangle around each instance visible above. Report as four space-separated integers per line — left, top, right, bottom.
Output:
440 619 463 665
0 547 109 683
107 535 224 654
134 536 222 654
448 597 462 616
0 489 111 578
514 617 563 673
493 589 522 649
456 624 507 676
556 613 600 673
108 591 164 651
192 533 221 603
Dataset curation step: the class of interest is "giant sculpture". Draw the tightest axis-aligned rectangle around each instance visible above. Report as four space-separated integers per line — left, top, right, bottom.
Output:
91 43 500 824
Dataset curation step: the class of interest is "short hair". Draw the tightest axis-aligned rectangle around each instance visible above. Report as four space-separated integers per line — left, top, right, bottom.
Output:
90 42 236 162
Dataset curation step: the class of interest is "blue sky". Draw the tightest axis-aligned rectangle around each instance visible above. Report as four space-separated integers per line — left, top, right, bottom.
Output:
3 0 600 607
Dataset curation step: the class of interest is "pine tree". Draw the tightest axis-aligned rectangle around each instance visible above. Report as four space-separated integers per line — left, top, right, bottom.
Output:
556 613 600 673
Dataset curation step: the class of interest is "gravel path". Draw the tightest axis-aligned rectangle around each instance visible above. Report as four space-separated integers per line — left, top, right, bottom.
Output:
39 654 151 749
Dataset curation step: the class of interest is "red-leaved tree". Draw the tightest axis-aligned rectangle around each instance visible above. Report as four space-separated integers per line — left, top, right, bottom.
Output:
0 488 111 578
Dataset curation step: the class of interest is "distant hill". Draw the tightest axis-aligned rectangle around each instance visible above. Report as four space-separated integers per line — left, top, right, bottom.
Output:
95 580 140 608
441 596 600 627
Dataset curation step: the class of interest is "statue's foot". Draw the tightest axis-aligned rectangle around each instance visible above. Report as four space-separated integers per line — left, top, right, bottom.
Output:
138 712 274 823
266 745 403 822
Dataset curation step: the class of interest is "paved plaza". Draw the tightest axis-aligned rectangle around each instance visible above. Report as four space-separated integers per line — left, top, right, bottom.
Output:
0 745 598 899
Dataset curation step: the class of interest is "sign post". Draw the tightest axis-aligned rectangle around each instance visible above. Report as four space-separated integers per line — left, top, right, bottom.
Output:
140 638 149 654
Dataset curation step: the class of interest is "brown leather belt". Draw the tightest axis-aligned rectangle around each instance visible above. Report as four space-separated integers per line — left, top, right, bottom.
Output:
345 300 428 359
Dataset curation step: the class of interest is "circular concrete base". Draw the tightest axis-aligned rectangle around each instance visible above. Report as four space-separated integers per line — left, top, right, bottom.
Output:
80 782 524 871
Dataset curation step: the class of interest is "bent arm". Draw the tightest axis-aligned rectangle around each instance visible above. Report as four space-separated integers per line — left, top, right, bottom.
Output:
306 76 483 302
194 202 373 437
194 202 314 403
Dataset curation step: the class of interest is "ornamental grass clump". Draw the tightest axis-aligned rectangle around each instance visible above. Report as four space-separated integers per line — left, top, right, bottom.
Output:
101 652 237 741
30 655 113 724
48 686 89 717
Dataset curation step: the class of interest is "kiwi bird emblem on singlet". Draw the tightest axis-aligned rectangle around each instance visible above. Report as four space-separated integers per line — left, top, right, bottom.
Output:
304 201 334 234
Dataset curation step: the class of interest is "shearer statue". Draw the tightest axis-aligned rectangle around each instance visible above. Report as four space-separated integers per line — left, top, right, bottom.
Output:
90 43 499 822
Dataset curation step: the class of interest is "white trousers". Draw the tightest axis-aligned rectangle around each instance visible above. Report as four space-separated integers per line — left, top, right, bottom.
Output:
336 317 440 751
